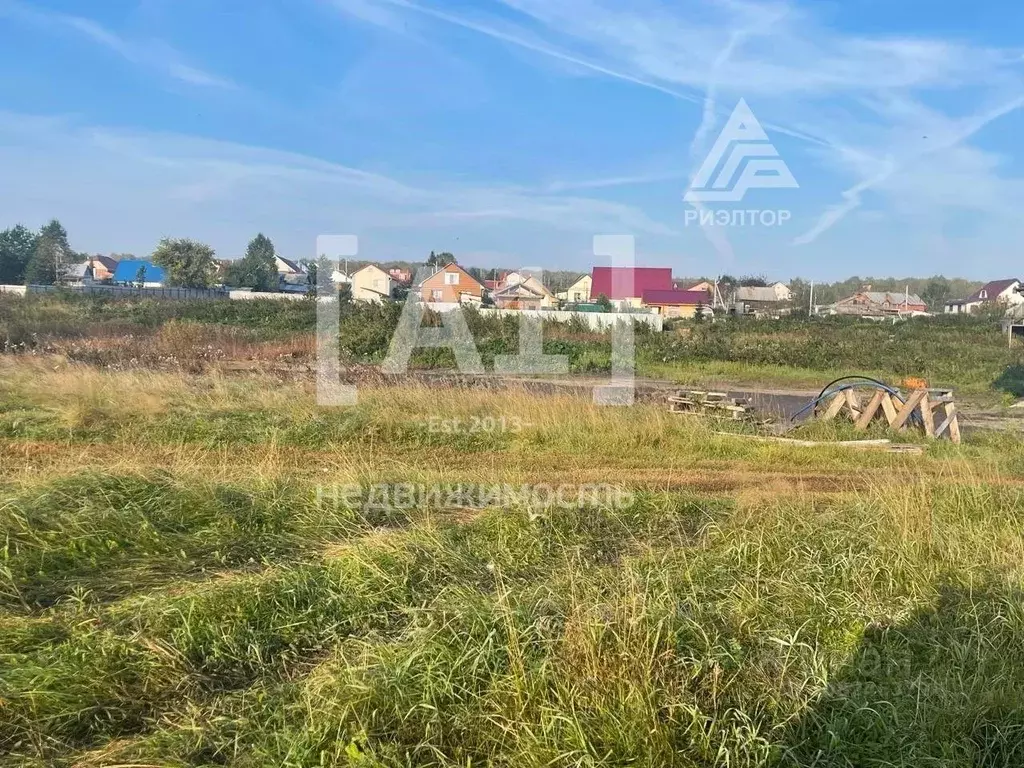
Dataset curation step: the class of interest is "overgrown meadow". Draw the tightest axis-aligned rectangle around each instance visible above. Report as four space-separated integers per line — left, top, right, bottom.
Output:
4 292 1024 395
2 294 1024 766
2 350 1024 766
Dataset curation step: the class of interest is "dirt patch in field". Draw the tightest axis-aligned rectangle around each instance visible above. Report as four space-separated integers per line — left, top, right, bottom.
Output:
0 438 974 499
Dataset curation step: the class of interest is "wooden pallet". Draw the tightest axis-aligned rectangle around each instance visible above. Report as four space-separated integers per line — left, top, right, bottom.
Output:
669 390 754 421
818 387 960 444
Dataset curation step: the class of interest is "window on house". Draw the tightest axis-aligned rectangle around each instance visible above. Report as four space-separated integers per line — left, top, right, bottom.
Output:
431 289 443 301
444 272 459 285
573 292 581 301
980 290 987 299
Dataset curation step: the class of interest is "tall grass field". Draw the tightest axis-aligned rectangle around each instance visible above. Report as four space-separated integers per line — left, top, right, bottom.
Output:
2 352 1024 766
5 292 1024 397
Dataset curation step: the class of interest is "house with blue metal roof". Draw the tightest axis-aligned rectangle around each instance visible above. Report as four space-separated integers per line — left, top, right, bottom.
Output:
112 260 166 287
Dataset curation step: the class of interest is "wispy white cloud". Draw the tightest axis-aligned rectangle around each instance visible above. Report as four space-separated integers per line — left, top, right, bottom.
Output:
332 0 1024 257
541 170 689 193
332 0 706 105
0 0 237 90
794 92 1024 243
0 111 675 261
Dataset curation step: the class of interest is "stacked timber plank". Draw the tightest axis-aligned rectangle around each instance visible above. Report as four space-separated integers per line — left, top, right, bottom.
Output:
669 390 754 421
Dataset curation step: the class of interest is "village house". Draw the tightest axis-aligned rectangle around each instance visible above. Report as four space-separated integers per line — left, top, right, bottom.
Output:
350 264 393 302
590 266 673 309
679 280 714 295
387 268 411 286
499 271 557 308
87 255 118 281
64 255 119 284
492 281 548 310
768 281 793 302
833 290 927 318
418 262 486 304
641 289 709 318
556 273 593 303
731 285 792 316
275 256 306 285
945 279 1022 314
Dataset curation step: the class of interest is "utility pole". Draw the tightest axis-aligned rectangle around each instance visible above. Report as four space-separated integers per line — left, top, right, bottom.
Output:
809 281 814 316
713 276 726 311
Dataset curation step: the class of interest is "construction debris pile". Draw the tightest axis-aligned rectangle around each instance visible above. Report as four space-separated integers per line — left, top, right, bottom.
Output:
793 376 960 444
668 376 961 449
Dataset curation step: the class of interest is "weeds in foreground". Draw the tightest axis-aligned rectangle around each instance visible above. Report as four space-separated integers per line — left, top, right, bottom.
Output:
3 363 1024 765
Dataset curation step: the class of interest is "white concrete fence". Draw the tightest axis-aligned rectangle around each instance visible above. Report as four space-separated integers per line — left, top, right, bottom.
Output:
2 285 663 331
424 304 663 331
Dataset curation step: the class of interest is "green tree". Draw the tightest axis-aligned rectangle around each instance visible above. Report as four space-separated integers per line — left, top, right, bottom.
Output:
595 293 613 312
427 250 456 268
151 237 217 288
234 233 278 291
134 265 148 289
0 224 37 284
305 260 318 295
738 274 768 287
24 219 73 285
921 276 952 311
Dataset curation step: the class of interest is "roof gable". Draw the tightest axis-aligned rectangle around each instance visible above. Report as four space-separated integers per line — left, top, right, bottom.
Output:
276 256 304 274
418 262 484 290
353 263 390 279
966 279 1020 303
494 282 544 299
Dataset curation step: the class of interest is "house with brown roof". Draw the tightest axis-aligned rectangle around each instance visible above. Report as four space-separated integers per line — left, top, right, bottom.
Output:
418 262 485 304
88 255 118 281
945 279 1022 314
833 290 927 318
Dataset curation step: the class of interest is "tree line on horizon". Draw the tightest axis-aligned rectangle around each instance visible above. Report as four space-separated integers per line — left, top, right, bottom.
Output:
0 220 988 309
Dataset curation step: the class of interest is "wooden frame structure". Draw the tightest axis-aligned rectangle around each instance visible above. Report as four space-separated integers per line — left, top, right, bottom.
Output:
819 387 960 444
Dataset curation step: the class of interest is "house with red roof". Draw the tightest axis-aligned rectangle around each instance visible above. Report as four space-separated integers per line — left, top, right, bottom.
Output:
590 267 673 309
945 279 1022 315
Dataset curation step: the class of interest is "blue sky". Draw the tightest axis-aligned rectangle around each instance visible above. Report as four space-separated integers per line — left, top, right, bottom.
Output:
1 0 1023 279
